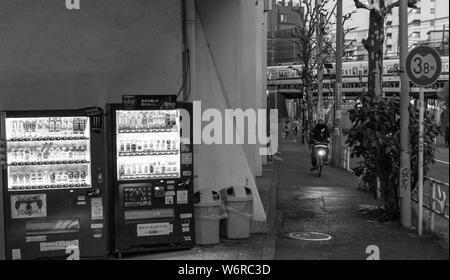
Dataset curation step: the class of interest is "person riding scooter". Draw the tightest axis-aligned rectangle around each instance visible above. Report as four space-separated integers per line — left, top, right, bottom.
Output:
309 119 330 171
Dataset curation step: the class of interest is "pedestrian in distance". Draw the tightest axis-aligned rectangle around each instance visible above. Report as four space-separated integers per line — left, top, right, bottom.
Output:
284 119 290 138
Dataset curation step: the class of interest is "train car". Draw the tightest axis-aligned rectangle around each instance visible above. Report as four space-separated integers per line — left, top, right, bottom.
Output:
267 56 449 80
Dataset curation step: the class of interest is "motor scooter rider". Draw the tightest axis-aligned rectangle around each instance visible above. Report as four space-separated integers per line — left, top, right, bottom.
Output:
309 119 330 171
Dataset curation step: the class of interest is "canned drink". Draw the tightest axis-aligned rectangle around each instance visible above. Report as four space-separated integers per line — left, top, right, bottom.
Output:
12 173 18 185
73 118 79 134
79 118 86 133
80 170 86 182
50 171 56 183
73 170 80 182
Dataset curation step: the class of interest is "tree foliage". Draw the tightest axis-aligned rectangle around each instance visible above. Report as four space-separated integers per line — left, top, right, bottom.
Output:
346 93 440 215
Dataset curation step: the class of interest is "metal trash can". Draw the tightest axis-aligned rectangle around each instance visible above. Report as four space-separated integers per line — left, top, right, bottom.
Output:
194 189 228 245
220 186 253 239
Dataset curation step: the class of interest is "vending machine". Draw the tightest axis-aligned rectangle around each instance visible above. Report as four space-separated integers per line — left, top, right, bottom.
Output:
107 96 194 256
0 109 108 259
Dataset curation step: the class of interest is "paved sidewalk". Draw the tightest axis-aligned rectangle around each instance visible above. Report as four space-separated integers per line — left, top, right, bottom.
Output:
275 141 449 260
124 162 277 260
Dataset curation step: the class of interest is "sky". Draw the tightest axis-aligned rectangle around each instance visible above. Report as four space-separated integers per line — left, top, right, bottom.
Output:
341 0 370 31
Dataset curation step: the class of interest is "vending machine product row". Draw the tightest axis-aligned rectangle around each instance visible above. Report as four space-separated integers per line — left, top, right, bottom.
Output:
107 96 195 256
0 110 108 259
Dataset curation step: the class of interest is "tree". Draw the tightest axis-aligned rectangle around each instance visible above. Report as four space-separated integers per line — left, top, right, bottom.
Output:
346 93 440 215
353 0 419 97
291 0 355 138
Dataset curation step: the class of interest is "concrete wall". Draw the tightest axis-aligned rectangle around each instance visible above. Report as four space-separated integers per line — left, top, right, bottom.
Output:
0 0 182 111
192 0 267 222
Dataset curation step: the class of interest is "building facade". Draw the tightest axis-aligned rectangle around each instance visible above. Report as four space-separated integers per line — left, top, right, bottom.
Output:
384 0 449 57
267 0 303 65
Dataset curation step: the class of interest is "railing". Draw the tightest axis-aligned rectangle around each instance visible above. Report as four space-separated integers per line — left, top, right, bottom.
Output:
412 177 449 235
341 146 352 172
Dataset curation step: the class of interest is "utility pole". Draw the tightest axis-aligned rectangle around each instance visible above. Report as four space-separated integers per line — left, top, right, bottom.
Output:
317 13 324 120
399 0 411 228
333 0 343 167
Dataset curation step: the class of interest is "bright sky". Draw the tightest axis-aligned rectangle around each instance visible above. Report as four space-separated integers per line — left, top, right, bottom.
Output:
343 0 370 30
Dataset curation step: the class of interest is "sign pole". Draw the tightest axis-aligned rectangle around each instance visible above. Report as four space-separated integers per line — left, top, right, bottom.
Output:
405 45 441 235
418 86 424 236
399 0 411 228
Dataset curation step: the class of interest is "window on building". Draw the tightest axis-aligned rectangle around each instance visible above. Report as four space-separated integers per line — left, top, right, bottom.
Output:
430 8 435 14
415 8 421 14
279 14 288 23
386 33 392 39
412 20 421 26
430 20 435 26
411 32 421 38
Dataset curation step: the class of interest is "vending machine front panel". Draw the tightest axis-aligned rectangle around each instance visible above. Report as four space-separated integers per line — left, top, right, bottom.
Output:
1 110 108 260
108 101 194 255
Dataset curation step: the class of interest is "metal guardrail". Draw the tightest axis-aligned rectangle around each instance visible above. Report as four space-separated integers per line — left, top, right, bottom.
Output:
341 146 352 172
412 177 449 233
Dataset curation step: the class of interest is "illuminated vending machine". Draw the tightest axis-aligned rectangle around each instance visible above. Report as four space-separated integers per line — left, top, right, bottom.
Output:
107 96 194 256
0 109 108 260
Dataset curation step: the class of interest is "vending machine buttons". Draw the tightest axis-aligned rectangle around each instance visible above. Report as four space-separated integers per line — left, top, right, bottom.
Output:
154 186 165 198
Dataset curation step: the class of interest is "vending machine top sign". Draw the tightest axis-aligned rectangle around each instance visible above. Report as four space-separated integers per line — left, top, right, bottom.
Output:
406 46 442 87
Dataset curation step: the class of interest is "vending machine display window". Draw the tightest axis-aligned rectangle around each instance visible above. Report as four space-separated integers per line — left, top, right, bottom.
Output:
4 117 92 191
115 110 180 181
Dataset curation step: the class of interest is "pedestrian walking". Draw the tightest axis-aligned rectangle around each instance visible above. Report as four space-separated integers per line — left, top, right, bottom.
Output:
284 119 291 138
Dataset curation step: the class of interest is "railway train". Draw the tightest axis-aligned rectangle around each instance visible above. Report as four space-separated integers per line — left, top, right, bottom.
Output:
267 56 450 80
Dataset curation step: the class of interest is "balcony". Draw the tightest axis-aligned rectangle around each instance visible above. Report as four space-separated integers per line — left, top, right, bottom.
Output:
386 14 393 26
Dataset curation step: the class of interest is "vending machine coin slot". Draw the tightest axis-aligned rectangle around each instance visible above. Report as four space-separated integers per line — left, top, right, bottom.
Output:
154 186 165 198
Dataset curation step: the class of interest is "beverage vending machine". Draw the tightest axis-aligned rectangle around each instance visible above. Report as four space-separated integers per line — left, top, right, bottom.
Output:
107 96 194 256
0 109 108 259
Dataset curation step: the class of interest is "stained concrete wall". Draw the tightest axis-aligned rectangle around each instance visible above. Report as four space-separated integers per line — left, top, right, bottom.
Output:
192 0 267 222
0 0 182 111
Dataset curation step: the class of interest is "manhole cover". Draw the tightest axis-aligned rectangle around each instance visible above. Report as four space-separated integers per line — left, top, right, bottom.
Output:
288 231 333 241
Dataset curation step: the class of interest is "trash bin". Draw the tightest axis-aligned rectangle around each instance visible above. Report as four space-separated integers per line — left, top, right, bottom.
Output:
220 186 253 239
194 189 228 245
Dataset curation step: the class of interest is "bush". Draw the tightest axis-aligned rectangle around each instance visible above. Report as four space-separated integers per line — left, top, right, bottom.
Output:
345 93 440 216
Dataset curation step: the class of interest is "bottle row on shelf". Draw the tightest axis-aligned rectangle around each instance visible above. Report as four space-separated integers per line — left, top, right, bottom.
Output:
10 184 91 191
7 142 89 164
118 139 178 155
9 167 90 188
8 117 88 139
117 111 177 132
118 161 179 179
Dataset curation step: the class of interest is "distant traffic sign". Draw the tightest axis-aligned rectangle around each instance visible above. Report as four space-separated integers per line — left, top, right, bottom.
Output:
406 46 442 86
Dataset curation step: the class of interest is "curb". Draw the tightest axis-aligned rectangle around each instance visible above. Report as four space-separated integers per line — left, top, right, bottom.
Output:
261 158 280 260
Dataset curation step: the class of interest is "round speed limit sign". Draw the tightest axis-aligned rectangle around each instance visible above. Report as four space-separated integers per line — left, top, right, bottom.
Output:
406 46 442 86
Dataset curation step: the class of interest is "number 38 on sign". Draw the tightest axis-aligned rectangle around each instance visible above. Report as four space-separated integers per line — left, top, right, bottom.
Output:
406 46 442 87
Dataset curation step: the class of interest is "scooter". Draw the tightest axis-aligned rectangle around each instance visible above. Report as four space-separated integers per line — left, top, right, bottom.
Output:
312 141 329 177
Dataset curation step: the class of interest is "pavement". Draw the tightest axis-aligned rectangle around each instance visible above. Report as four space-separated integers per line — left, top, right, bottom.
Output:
122 135 448 260
124 161 278 260
275 136 449 260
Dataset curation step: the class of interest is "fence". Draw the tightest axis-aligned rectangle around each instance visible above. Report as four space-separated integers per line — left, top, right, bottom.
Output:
412 177 449 235
341 146 352 172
